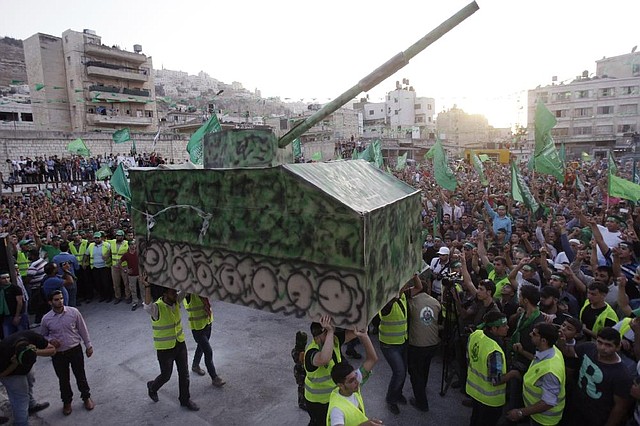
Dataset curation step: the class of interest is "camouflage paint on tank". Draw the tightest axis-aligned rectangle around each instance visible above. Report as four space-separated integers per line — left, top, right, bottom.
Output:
129 162 422 328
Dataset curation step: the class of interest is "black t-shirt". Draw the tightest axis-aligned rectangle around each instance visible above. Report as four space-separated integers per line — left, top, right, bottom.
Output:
304 329 345 374
581 305 617 333
2 284 24 316
574 342 633 426
0 330 48 375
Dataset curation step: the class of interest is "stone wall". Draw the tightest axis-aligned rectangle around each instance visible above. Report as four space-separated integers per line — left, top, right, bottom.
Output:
0 129 188 174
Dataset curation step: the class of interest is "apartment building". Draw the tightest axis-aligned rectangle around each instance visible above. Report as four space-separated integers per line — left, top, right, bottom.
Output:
23 29 157 132
527 51 640 159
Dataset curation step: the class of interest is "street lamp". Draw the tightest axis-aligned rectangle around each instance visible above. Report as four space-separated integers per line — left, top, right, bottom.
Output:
625 132 640 183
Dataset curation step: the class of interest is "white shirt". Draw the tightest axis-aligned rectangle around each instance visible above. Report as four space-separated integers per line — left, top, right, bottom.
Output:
596 224 622 265
329 369 364 426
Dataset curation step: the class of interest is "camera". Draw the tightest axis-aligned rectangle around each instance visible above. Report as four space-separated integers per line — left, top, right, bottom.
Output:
441 271 463 288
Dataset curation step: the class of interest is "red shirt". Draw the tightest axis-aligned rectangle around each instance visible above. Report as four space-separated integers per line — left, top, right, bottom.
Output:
120 251 139 276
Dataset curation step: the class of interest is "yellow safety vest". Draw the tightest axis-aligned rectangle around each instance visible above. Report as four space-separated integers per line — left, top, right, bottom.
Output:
16 250 29 277
488 270 510 299
88 242 111 268
619 317 633 338
326 388 368 426
466 329 506 407
69 240 88 263
523 347 566 425
379 293 408 345
151 298 185 350
183 295 213 331
108 240 129 264
579 301 618 336
304 337 341 404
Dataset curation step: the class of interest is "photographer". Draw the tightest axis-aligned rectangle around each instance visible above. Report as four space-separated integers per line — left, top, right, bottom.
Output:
428 246 451 299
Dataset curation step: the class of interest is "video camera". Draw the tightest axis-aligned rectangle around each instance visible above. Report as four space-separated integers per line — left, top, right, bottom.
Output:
441 271 463 288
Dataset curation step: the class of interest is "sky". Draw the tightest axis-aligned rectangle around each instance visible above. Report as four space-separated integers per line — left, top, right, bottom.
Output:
2 0 639 129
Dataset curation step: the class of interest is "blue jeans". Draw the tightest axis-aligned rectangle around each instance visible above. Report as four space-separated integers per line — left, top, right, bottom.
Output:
192 324 218 379
380 342 408 404
0 371 36 426
2 313 29 338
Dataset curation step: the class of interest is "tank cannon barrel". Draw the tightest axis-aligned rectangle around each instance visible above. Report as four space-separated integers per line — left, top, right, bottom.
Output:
278 1 479 148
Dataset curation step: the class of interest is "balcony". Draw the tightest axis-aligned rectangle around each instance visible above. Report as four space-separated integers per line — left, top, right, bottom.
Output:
87 65 148 82
87 114 152 126
84 43 147 64
89 90 150 104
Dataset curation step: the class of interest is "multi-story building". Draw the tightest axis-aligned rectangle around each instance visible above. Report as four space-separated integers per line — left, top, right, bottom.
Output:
527 51 640 159
23 29 157 132
436 106 491 154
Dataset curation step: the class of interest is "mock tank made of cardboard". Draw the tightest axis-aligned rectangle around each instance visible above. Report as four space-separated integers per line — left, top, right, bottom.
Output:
129 2 479 328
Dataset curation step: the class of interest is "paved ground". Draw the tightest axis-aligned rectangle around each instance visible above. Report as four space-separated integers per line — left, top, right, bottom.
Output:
4 299 470 425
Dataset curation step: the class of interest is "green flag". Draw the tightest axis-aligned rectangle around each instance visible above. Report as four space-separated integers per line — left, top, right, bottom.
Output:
112 128 131 143
110 163 131 201
395 153 407 171
478 154 490 162
425 144 436 160
471 151 488 186
609 173 640 201
67 138 91 157
355 144 373 162
35 83 45 91
372 139 383 168
187 114 221 164
581 152 592 162
559 142 566 165
428 139 457 191
533 102 564 182
511 162 539 213
311 152 322 161
608 151 617 175
292 138 302 159
96 164 113 180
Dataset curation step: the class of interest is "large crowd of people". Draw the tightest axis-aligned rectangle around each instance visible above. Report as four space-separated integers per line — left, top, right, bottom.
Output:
0 148 639 425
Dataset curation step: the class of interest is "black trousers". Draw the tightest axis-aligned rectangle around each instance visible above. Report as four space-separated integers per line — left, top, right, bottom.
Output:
52 345 91 403
304 400 328 426
150 340 190 404
407 344 438 409
91 267 112 300
469 398 502 426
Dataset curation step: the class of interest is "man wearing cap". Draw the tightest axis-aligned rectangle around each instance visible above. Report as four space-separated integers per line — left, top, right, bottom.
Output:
428 246 451 299
41 290 95 416
108 230 129 305
0 330 56 426
466 311 520 426
84 232 112 303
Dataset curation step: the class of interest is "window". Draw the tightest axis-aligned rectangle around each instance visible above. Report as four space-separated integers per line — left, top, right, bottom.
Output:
618 124 637 133
599 87 614 97
20 113 33 122
67 56 71 64
537 92 549 103
551 128 569 137
574 107 593 117
596 125 613 135
573 126 592 135
619 104 638 115
554 91 571 101
427 104 432 110
145 110 153 118
633 64 640 76
428 117 432 122
621 86 638 95
597 106 614 115
576 90 590 99
394 110 399 115
416 116 424 123
414 104 421 110
554 109 568 118
394 98 398 103
368 110 374 115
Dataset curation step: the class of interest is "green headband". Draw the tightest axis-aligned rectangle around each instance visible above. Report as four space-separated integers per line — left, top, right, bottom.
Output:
477 317 507 329
17 344 36 365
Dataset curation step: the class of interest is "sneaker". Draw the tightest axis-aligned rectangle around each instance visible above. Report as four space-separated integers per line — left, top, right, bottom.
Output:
212 376 226 387
28 401 50 414
180 400 199 411
131 303 138 311
409 397 429 412
113 298 121 305
192 366 206 376
147 381 158 402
